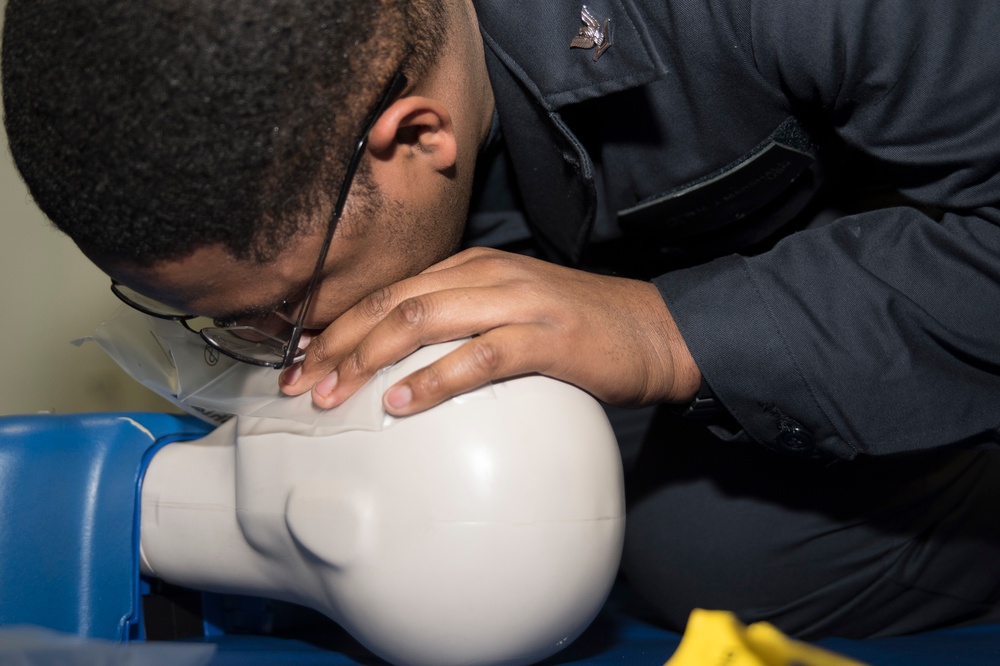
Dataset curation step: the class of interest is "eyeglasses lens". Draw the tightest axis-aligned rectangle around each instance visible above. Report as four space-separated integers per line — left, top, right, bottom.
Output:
201 326 305 366
112 282 304 367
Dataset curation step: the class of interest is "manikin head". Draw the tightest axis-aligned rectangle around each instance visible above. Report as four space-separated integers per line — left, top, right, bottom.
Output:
2 0 494 331
139 342 626 666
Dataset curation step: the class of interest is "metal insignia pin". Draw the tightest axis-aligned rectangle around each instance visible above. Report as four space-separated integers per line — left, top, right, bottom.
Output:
570 5 612 61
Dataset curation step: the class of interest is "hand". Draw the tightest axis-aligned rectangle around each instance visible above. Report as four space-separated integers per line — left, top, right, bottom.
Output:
279 247 701 415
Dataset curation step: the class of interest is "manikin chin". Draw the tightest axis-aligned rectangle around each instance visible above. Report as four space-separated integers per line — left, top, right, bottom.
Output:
139 341 626 666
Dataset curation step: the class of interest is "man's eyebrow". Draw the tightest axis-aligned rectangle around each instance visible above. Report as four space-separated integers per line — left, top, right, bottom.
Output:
211 278 312 323
213 299 286 323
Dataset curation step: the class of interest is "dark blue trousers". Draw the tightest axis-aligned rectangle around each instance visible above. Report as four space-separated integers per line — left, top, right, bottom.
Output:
608 405 1000 639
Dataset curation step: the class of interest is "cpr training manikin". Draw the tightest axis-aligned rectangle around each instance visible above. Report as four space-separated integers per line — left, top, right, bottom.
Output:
138 340 626 666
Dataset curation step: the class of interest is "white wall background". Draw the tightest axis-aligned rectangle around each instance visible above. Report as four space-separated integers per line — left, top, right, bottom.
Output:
0 5 175 415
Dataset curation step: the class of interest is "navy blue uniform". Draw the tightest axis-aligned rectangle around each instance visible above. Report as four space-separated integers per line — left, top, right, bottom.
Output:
468 0 1000 637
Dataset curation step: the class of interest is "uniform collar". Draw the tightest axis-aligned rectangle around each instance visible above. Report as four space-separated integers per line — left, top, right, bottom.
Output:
474 0 666 262
474 0 665 110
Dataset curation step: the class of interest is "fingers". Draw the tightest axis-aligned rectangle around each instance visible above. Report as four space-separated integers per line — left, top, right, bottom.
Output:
278 275 441 397
280 248 525 401
307 284 527 409
379 325 550 415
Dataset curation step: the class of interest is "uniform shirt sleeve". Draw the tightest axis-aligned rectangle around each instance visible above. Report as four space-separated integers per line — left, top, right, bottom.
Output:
654 0 1000 458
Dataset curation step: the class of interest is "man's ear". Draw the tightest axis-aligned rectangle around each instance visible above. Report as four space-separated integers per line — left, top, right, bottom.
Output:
366 96 457 173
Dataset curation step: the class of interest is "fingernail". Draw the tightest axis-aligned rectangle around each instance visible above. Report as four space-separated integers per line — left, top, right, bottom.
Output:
280 362 302 387
315 370 339 398
385 385 413 411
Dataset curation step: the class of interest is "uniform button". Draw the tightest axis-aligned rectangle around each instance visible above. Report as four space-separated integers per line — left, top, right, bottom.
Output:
775 425 815 454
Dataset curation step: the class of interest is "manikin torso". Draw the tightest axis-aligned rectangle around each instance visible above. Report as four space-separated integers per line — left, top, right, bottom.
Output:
139 341 626 666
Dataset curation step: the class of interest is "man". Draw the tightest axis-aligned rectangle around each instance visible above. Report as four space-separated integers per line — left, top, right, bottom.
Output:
4 0 1000 640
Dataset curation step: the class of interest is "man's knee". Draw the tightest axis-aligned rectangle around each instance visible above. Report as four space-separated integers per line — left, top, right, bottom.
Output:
620 471 863 635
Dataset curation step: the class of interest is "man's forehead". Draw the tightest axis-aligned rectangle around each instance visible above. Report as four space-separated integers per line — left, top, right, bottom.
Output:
105 243 308 319
107 245 234 300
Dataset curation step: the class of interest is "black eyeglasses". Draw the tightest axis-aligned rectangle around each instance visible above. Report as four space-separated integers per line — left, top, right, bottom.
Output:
112 71 408 369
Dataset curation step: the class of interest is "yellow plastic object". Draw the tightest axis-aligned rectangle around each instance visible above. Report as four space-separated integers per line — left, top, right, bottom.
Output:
665 609 869 666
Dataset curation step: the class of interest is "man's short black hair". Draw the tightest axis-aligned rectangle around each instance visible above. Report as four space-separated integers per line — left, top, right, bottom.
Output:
2 0 445 266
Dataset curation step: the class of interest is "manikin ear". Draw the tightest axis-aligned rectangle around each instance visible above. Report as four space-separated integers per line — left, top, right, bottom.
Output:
366 96 458 173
